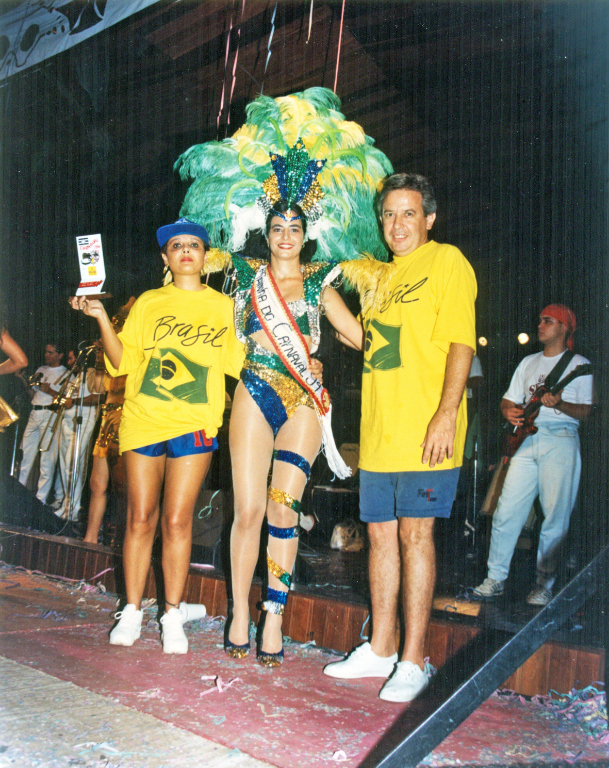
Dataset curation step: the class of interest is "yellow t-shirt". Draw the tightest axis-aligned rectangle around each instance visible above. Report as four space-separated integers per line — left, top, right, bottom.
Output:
359 240 477 472
105 284 245 453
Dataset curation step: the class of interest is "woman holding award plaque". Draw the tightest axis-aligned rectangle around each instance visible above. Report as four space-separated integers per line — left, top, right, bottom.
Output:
70 219 244 655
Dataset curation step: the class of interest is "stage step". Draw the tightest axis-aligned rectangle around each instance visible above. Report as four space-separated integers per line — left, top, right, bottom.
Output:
0 524 604 698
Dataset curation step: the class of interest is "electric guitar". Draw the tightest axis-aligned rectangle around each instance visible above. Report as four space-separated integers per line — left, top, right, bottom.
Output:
502 363 592 457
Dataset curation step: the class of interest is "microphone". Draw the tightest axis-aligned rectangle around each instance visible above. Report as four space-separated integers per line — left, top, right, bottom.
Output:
78 340 98 351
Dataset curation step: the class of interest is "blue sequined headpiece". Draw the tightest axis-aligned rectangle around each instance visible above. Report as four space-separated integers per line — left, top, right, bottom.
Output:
275 209 303 222
259 141 326 224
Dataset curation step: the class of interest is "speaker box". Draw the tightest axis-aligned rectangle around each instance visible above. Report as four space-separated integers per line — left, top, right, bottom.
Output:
309 485 359 545
191 488 230 570
0 474 64 534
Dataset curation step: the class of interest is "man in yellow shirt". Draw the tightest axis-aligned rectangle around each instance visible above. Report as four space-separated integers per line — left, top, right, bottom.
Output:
325 174 477 702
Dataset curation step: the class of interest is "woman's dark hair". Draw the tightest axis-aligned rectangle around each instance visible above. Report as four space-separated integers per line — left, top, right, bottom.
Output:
265 200 307 236
259 199 316 261
240 200 319 261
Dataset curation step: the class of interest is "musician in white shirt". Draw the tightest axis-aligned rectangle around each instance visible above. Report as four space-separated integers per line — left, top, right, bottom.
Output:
52 347 103 521
473 305 593 606
18 343 67 503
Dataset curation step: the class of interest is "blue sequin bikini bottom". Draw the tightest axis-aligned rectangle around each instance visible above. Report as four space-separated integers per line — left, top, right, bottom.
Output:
241 348 314 436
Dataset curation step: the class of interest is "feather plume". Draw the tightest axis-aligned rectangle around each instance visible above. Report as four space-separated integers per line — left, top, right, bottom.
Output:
341 258 397 315
204 248 232 274
175 88 393 262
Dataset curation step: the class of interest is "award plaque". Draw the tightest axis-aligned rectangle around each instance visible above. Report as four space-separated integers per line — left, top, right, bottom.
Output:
74 234 110 299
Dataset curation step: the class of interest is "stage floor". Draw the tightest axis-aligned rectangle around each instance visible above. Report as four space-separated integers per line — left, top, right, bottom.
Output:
1 564 608 768
291 527 606 653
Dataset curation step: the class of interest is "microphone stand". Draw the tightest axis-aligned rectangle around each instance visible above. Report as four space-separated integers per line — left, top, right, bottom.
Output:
61 347 95 524
9 391 28 478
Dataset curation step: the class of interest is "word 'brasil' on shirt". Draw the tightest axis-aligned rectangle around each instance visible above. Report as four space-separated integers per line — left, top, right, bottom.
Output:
105 284 244 453
360 240 477 473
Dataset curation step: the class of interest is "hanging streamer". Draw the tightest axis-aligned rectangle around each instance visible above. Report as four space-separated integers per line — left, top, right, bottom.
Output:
216 1 235 135
333 0 346 93
227 0 246 129
263 2 278 81
306 0 314 44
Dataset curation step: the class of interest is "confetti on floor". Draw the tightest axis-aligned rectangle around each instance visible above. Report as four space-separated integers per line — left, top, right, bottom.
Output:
1 564 608 767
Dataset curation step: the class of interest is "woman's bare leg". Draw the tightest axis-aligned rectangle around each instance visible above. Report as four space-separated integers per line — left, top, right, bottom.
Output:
262 406 321 654
161 451 213 611
228 382 274 645
122 451 166 607
84 455 110 544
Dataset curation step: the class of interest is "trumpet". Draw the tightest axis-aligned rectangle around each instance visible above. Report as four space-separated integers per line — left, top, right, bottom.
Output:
26 371 43 390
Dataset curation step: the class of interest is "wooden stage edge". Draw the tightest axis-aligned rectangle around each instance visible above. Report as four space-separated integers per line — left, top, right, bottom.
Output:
0 524 604 698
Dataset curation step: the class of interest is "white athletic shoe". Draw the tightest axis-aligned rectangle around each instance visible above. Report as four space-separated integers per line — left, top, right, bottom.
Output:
160 607 188 654
526 584 552 606
109 604 143 646
379 660 430 702
323 642 397 679
472 577 505 600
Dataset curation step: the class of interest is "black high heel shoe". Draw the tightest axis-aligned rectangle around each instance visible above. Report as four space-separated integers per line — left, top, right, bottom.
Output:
257 644 284 667
256 618 284 668
224 614 250 659
225 636 251 659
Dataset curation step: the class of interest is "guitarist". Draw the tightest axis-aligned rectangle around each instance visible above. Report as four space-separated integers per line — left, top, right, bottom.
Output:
473 304 593 606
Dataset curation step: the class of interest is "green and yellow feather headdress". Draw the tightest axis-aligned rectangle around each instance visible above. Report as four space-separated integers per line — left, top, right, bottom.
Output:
174 87 393 262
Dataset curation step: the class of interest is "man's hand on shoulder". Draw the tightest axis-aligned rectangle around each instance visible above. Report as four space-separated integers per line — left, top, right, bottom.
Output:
421 408 457 468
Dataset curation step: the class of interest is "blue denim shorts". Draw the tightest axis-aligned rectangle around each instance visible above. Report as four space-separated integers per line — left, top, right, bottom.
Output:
133 429 217 458
360 468 460 522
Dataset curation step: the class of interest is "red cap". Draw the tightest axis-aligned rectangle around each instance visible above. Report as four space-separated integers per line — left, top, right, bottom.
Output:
540 304 577 350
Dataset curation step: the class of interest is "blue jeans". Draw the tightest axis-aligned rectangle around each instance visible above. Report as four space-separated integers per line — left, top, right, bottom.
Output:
487 424 581 588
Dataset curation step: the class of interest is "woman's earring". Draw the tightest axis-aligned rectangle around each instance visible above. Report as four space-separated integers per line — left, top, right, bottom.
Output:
163 264 169 275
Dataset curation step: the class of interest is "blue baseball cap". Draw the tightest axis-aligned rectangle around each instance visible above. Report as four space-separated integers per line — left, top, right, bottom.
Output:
156 217 210 247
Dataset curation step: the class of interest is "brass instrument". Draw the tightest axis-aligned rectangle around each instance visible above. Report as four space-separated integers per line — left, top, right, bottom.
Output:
26 371 43 390
39 374 80 453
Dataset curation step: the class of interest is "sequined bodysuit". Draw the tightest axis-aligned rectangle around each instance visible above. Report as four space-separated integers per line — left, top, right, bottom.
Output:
231 256 340 434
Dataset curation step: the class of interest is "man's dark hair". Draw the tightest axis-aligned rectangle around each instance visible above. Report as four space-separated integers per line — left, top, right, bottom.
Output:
48 341 64 355
375 173 437 218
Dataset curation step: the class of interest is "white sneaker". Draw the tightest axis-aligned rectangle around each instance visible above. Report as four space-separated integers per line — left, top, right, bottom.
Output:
109 604 143 646
323 642 397 679
160 608 188 654
379 660 430 702
472 577 505 600
526 584 552 606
